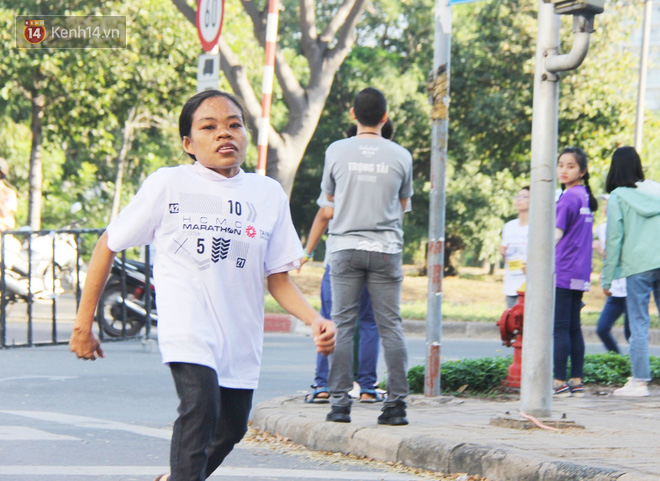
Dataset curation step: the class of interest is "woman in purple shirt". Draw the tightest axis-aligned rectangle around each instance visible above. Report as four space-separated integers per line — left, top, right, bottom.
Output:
554 147 598 397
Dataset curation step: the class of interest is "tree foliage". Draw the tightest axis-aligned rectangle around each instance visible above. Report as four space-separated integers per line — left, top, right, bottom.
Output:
171 0 369 195
1 0 657 276
293 0 656 273
0 0 198 229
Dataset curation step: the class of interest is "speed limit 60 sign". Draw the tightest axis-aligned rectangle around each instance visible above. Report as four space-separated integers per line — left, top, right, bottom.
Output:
196 0 225 52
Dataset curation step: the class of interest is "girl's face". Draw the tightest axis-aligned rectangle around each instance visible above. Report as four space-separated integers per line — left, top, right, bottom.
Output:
182 96 248 178
557 153 585 189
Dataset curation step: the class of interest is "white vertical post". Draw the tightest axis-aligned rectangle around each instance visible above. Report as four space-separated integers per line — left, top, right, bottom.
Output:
520 1 560 419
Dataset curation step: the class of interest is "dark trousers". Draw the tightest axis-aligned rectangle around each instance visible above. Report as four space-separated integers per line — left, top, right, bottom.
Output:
554 288 585 381
596 296 630 353
169 362 253 481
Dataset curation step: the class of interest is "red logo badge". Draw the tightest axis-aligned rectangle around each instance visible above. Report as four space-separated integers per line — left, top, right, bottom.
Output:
246 225 256 238
23 19 46 44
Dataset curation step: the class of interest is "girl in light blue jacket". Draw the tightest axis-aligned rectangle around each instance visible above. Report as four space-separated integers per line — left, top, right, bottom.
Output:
602 146 660 397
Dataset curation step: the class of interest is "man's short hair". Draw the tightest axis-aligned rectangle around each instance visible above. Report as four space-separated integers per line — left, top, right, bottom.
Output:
354 88 387 127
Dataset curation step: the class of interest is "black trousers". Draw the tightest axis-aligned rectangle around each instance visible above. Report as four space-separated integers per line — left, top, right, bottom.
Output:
169 362 253 481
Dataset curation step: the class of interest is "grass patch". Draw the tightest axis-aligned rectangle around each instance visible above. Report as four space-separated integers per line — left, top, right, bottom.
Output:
267 293 659 328
269 263 659 329
265 294 321 314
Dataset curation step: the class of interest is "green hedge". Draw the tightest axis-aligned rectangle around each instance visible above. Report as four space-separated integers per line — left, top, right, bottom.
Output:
397 353 660 395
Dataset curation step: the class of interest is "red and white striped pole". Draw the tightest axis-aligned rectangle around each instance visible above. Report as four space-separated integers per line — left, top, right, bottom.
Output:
256 0 280 176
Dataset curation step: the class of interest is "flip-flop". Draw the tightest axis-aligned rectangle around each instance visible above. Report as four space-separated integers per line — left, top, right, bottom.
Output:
359 388 384 403
304 386 330 404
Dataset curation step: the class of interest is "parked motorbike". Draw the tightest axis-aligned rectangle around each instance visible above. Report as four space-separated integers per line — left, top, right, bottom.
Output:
97 256 157 337
27 226 87 293
1 226 86 301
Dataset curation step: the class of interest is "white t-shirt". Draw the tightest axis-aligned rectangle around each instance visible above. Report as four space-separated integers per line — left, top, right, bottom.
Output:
106 163 303 389
501 218 528 296
595 223 626 297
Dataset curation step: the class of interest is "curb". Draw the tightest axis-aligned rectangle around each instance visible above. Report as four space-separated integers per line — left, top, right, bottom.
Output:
251 397 655 481
264 313 296 333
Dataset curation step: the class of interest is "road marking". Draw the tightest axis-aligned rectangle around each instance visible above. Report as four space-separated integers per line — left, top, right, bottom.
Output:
0 426 79 441
0 375 76 383
0 465 420 479
0 411 422 479
0 410 171 439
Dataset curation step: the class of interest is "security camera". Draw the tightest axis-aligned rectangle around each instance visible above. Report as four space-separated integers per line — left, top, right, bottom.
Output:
543 0 605 14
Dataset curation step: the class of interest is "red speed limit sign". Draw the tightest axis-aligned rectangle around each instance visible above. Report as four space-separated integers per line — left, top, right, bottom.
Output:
196 0 225 52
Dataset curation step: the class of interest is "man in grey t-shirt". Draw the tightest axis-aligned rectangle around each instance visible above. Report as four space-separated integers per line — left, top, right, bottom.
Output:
321 87 413 425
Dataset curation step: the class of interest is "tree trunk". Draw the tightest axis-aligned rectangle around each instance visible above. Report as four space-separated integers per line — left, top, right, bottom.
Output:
28 69 45 231
171 0 367 197
110 107 137 221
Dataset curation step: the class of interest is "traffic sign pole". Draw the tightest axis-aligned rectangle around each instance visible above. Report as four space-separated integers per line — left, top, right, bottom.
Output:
256 0 280 176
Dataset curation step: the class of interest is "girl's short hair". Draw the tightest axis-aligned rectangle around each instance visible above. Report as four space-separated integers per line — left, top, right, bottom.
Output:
605 146 645 193
179 90 246 160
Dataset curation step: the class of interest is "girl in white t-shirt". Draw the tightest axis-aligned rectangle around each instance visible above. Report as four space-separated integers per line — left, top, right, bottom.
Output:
593 196 630 354
69 90 336 481
499 187 529 308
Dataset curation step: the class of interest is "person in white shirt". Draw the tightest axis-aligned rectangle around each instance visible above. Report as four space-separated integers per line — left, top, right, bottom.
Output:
69 90 336 481
499 187 529 308
0 158 17 232
593 195 630 353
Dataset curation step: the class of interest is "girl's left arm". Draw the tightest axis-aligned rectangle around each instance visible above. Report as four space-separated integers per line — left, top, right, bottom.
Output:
267 272 335 355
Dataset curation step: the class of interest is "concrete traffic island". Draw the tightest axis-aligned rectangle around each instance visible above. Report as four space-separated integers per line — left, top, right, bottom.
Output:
252 391 660 481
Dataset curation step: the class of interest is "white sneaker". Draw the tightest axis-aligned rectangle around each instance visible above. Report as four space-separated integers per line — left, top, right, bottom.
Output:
348 382 360 399
613 377 650 397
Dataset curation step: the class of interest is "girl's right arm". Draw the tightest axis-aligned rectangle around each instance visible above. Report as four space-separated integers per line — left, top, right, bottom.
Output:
69 231 116 360
299 206 333 269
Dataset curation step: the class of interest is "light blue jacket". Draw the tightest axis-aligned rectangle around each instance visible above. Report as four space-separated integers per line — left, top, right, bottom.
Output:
602 180 660 289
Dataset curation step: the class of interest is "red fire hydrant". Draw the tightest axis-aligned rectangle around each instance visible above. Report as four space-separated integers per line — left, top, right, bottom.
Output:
497 290 525 388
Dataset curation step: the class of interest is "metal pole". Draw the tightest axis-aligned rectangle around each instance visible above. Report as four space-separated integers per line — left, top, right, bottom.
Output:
635 0 653 151
255 0 280 176
424 0 451 397
520 1 560 418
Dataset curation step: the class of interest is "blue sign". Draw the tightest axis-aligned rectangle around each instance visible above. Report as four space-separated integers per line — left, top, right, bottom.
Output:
450 0 488 4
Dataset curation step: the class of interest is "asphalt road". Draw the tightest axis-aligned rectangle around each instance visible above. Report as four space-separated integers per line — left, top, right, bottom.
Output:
3 322 660 481
2 295 659 480
0 336 437 481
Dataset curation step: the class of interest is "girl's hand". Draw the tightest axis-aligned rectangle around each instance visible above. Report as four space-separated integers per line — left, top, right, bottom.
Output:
297 256 309 272
69 325 105 361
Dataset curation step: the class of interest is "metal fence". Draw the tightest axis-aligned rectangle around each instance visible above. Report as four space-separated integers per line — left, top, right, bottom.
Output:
0 229 155 349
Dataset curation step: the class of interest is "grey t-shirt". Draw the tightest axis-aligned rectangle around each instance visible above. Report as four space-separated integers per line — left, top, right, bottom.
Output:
321 136 413 254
